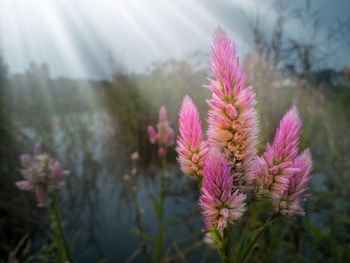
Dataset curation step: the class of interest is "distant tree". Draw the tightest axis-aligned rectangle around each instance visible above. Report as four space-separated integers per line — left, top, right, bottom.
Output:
0 56 8 85
250 0 350 79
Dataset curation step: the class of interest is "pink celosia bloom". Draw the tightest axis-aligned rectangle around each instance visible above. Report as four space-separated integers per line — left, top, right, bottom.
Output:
15 143 70 207
147 126 158 144
15 180 30 190
35 185 48 207
158 147 166 158
255 106 302 199
176 95 208 179
207 28 258 185
49 161 70 188
200 148 246 237
159 106 167 122
148 106 175 158
275 149 313 216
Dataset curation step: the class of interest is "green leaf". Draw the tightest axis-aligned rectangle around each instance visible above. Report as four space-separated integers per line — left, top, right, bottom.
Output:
70 229 81 252
151 195 162 222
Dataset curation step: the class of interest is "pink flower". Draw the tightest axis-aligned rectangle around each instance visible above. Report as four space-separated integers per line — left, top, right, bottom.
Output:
200 148 246 237
255 106 312 216
35 185 48 207
206 28 258 185
15 180 31 190
176 95 208 179
159 106 167 123
49 160 70 188
255 107 302 199
267 106 301 163
275 150 313 216
15 143 70 207
148 106 175 158
158 147 167 158
147 126 158 144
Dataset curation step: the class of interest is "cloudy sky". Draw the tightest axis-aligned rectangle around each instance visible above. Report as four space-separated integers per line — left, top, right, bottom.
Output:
0 0 349 78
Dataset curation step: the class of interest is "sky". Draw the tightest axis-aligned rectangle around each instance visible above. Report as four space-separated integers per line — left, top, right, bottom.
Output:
0 0 349 79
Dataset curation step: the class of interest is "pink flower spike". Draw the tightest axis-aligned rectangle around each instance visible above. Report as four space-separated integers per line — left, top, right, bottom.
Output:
147 126 157 144
277 149 313 216
256 107 302 198
200 148 246 237
270 106 301 163
16 143 70 206
158 147 167 158
176 95 208 179
254 106 311 217
159 106 167 122
15 180 30 190
49 161 70 187
207 28 258 185
148 106 175 158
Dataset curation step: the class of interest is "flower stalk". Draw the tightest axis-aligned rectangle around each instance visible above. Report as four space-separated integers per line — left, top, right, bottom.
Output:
152 156 167 263
147 106 174 263
176 27 313 263
15 143 72 262
49 193 72 262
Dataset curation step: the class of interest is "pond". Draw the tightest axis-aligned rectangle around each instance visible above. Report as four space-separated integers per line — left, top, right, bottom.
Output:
24 111 207 262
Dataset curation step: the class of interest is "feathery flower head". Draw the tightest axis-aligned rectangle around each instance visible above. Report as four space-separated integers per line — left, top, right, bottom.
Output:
15 143 70 207
207 28 258 185
275 149 313 216
176 95 208 179
255 106 302 199
147 106 175 158
267 106 301 164
130 151 140 162
200 148 246 237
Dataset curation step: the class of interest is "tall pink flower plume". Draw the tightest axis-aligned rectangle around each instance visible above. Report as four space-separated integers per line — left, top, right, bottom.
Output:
200 148 246 237
15 143 70 207
275 149 313 216
255 106 302 199
207 28 258 185
148 106 175 158
176 96 208 180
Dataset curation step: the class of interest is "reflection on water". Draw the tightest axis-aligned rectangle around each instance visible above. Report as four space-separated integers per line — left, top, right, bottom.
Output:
24 111 203 262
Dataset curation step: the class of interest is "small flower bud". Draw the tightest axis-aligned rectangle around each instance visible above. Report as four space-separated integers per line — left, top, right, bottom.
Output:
191 153 200 163
130 152 139 161
225 104 238 120
269 165 279 175
158 147 166 158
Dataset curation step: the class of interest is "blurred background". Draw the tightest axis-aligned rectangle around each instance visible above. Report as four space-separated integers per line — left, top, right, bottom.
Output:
0 0 349 262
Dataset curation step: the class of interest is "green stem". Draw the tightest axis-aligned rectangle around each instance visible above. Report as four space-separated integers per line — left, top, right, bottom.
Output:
131 175 151 263
153 157 167 263
218 227 232 263
49 193 72 262
237 216 278 263
218 242 231 263
160 157 166 212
